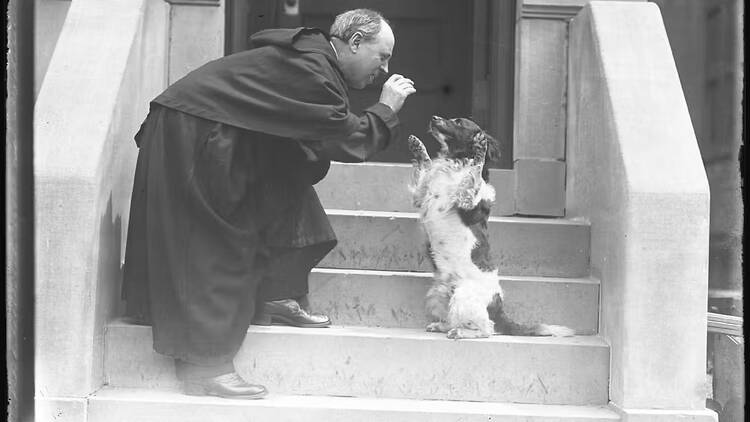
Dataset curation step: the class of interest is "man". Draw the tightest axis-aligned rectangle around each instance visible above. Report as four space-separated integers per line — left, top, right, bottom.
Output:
121 9 415 399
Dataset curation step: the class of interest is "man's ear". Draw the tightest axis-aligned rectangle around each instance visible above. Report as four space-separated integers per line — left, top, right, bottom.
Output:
348 31 363 52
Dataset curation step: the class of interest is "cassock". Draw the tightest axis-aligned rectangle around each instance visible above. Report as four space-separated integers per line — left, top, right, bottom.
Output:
122 27 399 368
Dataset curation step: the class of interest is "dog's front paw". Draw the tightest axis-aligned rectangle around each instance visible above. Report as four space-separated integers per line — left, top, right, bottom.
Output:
455 191 476 209
471 133 489 164
455 177 482 209
408 135 430 164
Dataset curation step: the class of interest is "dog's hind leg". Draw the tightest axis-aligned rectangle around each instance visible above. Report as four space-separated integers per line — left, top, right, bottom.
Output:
425 276 452 333
446 284 494 339
447 326 487 339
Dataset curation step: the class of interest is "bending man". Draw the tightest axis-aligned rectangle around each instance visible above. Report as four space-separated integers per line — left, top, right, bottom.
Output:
122 9 415 399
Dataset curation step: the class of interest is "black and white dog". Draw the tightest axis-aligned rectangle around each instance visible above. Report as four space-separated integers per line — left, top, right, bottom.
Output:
408 116 575 339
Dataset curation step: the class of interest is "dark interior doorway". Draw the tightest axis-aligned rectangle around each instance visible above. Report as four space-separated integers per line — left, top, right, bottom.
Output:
226 0 514 167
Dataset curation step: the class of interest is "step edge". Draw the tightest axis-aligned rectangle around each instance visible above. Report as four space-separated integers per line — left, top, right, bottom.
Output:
90 386 620 418
325 209 590 226
327 162 515 174
107 321 608 348
311 268 601 284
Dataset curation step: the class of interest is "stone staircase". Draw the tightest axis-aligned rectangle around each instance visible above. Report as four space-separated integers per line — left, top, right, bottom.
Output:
94 162 617 421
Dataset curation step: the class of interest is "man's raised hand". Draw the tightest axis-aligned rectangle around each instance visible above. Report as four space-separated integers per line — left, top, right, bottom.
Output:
379 74 416 113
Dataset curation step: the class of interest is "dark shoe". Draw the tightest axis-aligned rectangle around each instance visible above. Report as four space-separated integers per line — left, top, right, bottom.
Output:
183 372 268 400
252 298 331 328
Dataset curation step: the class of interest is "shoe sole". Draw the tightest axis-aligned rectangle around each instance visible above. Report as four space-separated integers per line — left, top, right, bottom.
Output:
253 313 331 328
183 385 269 400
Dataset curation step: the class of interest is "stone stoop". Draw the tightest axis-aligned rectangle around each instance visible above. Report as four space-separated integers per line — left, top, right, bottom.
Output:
308 269 600 334
105 323 609 405
323 210 590 277
94 162 610 421
86 387 621 421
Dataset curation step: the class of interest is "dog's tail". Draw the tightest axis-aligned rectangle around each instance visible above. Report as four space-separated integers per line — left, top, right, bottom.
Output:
487 294 575 337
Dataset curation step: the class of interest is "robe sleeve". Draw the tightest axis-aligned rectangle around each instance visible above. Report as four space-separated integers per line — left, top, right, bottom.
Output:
311 102 400 163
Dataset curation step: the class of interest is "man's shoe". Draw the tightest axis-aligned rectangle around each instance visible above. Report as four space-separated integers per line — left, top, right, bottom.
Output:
253 298 331 328
183 372 268 400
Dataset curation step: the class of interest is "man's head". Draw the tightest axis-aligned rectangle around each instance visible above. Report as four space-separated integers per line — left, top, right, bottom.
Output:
330 9 394 89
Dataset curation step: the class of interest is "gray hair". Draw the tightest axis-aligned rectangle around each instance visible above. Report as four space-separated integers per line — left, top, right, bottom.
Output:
329 9 388 42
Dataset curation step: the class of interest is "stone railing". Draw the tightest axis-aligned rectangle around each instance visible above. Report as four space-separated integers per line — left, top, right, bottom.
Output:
566 2 716 421
34 0 222 417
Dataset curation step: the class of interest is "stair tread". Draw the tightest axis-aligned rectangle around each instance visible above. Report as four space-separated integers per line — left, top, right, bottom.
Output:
91 386 620 419
110 320 607 347
106 322 609 404
312 267 601 284
321 211 591 276
325 208 589 225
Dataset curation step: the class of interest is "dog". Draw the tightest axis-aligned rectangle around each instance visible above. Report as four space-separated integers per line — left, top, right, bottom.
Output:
408 116 575 339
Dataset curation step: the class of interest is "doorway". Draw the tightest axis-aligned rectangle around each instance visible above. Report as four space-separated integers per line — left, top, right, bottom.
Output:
226 0 514 167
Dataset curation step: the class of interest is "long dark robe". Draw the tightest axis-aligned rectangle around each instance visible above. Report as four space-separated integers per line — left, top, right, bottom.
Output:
122 28 398 366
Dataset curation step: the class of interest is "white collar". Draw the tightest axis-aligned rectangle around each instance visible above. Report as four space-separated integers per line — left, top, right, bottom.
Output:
329 40 339 59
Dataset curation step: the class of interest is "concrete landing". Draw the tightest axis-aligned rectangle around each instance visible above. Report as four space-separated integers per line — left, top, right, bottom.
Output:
86 386 621 422
105 322 610 405
308 268 600 333
322 210 591 277
316 162 517 216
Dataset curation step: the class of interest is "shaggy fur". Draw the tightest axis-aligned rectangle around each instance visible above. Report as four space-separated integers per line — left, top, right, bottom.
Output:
409 116 575 339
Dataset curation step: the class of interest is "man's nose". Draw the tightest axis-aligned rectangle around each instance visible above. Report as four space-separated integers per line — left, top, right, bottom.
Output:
380 62 389 74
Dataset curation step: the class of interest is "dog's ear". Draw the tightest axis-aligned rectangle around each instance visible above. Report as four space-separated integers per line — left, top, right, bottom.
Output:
482 132 502 163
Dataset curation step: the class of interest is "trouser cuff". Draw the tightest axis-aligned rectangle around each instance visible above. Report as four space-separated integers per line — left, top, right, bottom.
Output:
174 359 235 381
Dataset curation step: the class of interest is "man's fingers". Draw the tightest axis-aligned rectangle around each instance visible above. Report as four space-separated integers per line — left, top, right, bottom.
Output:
386 74 415 87
387 74 404 83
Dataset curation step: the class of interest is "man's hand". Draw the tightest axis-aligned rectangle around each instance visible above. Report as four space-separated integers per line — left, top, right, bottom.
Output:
379 74 416 113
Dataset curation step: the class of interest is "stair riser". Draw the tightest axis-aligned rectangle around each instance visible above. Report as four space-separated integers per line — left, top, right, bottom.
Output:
316 164 517 216
309 271 599 334
320 214 590 277
234 332 609 404
87 398 620 422
105 326 609 405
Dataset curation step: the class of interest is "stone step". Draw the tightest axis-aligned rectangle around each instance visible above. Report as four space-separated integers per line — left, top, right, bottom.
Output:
87 386 621 422
316 162 517 216
309 268 599 334
105 322 609 405
321 210 590 277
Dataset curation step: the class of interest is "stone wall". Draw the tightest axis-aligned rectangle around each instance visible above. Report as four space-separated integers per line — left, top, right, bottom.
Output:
35 0 72 98
34 2 175 418
567 2 715 420
34 1 225 418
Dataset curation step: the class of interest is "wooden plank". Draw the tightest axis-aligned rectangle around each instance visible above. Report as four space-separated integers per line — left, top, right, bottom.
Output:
709 288 742 299
707 312 743 337
515 18 567 160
